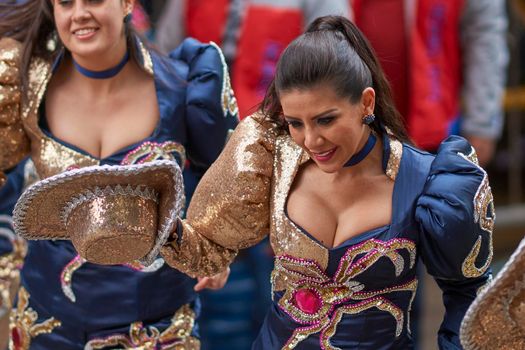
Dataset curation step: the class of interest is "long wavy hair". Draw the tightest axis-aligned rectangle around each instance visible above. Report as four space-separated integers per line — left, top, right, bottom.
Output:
0 0 147 100
261 15 410 143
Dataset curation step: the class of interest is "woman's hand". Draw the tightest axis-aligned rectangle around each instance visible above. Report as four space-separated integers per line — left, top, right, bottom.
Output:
193 267 231 292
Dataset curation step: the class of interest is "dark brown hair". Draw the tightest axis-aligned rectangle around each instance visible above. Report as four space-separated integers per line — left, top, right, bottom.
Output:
0 0 148 100
261 15 410 143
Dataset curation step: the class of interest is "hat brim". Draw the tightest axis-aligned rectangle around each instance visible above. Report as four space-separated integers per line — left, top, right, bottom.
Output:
13 160 183 248
460 237 525 348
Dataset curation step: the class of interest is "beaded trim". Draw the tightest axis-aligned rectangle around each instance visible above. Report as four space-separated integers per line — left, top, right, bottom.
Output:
209 41 239 118
60 184 159 227
460 238 525 349
458 147 494 278
13 160 185 267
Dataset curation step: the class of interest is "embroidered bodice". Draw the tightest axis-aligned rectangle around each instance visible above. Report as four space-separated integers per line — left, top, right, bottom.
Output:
162 115 494 349
0 36 238 347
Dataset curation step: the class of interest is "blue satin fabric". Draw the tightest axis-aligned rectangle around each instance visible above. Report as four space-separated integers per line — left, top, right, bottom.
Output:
0 38 237 348
253 135 492 349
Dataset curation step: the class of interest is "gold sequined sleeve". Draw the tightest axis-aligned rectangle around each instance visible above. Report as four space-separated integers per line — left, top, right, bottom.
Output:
161 114 275 277
0 38 30 188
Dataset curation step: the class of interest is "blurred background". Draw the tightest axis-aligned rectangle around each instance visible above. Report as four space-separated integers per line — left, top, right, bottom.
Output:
1 0 524 349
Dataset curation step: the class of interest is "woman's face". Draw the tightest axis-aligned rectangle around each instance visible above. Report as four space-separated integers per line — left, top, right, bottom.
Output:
53 0 133 61
280 84 375 174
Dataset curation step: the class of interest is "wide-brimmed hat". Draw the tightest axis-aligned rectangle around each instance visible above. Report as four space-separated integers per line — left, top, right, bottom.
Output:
13 160 184 266
460 237 525 349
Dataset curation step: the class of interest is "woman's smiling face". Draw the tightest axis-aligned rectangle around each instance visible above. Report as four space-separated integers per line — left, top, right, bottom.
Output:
53 0 133 62
280 84 375 174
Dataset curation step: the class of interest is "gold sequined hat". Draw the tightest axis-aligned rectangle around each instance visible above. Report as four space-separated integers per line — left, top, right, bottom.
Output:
460 237 525 349
13 160 184 266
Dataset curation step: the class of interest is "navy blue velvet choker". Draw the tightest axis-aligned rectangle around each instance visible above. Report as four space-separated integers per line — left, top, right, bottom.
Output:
344 132 377 167
72 51 130 79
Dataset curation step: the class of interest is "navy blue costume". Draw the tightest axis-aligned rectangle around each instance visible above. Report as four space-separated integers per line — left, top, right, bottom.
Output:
161 115 494 349
0 37 238 349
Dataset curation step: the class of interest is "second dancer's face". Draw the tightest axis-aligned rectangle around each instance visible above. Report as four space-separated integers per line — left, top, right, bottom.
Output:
53 0 132 61
280 84 375 174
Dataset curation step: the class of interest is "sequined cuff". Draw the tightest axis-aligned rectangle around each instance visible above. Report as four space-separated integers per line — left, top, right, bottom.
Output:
160 220 237 278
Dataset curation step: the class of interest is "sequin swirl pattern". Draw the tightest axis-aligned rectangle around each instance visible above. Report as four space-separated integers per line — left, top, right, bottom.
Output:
272 238 418 350
121 141 186 167
85 304 200 350
458 147 495 278
9 287 61 350
60 256 166 303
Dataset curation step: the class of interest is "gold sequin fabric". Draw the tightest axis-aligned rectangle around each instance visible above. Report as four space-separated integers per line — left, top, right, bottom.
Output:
458 148 495 278
0 214 27 319
164 115 404 277
162 115 275 276
0 38 30 178
460 237 525 350
9 287 61 350
85 304 200 350
272 239 417 349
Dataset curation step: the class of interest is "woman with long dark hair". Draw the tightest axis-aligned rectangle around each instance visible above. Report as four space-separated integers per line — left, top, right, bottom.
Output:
0 0 237 348
11 14 494 350
149 15 493 349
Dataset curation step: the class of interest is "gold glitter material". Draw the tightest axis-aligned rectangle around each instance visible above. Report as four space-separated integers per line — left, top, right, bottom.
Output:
461 238 525 349
137 40 154 76
163 115 275 276
0 38 30 177
9 287 61 350
270 133 329 268
85 304 200 350
162 115 407 279
458 148 494 278
209 42 239 118
386 138 403 181
36 136 99 179
60 255 86 303
0 214 27 318
67 188 158 265
14 161 184 267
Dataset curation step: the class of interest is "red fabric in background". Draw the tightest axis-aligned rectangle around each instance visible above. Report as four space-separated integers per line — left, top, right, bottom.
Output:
354 0 409 119
352 0 464 150
234 6 303 117
186 0 230 45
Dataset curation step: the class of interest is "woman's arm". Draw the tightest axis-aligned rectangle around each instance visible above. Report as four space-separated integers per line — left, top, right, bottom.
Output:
161 115 275 277
0 37 30 188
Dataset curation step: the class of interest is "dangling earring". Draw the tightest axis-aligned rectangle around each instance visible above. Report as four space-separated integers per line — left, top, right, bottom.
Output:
123 12 132 24
362 113 375 125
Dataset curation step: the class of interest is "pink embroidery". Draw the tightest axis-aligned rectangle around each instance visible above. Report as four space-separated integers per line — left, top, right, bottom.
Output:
274 238 418 348
121 141 186 166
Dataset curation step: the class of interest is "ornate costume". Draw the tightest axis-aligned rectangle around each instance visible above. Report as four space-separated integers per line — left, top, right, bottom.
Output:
0 36 238 349
160 115 494 349
460 237 525 349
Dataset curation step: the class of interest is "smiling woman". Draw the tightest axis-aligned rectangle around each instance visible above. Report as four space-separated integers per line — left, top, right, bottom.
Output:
127 15 494 350
0 0 238 349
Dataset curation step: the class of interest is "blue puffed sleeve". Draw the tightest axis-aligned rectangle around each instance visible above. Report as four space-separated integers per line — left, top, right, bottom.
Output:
170 38 239 173
415 136 494 349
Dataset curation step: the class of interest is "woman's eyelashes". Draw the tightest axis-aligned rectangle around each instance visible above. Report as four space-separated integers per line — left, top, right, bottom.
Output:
285 116 335 129
285 120 303 129
316 116 335 126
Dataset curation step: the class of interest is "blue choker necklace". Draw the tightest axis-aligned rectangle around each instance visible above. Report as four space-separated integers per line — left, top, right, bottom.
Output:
72 51 130 79
344 132 377 167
